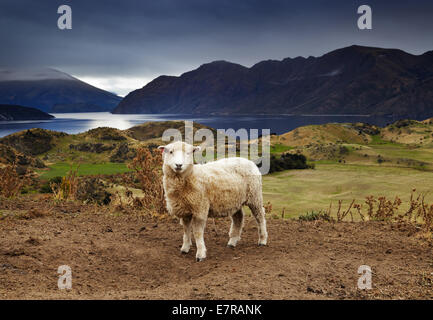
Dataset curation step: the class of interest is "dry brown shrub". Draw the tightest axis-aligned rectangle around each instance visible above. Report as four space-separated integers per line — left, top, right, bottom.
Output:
327 190 433 236
0 164 28 198
76 176 112 205
126 147 167 216
365 196 375 217
264 201 273 215
336 199 355 222
374 196 402 221
353 203 365 221
417 197 433 233
408 190 423 222
51 165 79 201
394 189 433 233
334 196 403 222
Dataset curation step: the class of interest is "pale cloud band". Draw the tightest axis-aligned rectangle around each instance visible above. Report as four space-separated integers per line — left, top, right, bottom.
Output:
75 75 155 97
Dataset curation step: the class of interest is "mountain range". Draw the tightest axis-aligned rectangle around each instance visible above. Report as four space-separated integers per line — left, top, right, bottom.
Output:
0 68 121 113
113 45 433 118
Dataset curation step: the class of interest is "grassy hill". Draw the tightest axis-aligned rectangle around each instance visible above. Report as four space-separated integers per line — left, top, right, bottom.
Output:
0 143 45 169
262 118 433 216
272 122 375 147
2 118 433 218
268 119 433 170
2 117 433 176
0 121 217 178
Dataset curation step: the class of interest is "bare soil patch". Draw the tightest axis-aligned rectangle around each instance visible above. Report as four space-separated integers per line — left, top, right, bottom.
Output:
0 204 432 299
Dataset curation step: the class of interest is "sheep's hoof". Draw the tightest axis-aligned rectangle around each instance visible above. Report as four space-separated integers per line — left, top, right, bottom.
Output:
196 257 205 262
227 244 235 249
181 250 189 254
258 243 267 247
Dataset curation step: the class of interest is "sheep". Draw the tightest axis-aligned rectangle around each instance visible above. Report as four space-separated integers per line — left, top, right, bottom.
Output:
158 141 268 261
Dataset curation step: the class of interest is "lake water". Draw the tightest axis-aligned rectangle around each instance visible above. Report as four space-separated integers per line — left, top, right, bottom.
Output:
0 112 395 138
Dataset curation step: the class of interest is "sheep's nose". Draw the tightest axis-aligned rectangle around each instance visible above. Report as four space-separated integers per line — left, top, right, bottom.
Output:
175 163 182 169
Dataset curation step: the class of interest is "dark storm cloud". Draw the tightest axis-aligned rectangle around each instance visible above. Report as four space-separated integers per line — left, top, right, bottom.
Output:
0 0 432 89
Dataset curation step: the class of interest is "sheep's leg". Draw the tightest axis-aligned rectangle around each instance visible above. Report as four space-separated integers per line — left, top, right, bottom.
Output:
249 205 268 246
180 216 192 254
192 217 207 262
227 209 244 248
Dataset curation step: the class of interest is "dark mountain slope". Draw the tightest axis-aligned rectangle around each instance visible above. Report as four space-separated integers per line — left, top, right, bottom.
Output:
113 45 433 118
0 104 54 121
0 68 121 113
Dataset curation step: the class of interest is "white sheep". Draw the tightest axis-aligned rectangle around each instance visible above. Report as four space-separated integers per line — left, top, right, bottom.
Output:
158 141 268 261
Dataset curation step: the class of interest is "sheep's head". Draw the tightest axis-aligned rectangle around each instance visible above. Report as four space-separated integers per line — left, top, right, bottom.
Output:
158 141 201 175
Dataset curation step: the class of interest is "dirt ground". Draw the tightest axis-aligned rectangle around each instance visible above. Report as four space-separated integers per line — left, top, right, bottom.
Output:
0 200 432 299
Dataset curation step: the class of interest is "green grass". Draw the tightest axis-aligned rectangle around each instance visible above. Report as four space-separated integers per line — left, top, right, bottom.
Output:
36 132 135 164
369 134 394 145
368 144 433 163
265 131 433 219
38 162 131 180
27 121 433 222
270 144 293 154
262 162 433 219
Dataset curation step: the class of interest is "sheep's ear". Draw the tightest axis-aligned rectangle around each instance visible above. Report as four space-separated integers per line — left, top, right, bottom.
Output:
193 146 201 153
157 145 165 153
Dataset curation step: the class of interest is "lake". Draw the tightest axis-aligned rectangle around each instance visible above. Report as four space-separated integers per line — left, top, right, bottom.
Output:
0 112 395 138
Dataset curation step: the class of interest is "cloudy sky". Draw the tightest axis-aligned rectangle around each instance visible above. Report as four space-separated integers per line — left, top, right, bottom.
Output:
0 0 432 96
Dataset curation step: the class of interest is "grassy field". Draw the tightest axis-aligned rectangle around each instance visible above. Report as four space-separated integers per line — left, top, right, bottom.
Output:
263 125 433 219
262 161 433 219
38 162 130 180
38 126 433 217
270 143 293 155
5 120 432 221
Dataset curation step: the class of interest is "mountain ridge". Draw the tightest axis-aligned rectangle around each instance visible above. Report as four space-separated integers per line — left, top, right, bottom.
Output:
113 45 433 118
0 68 121 113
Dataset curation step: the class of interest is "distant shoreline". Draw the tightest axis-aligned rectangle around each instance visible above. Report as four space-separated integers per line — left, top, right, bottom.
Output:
0 113 413 139
0 104 54 121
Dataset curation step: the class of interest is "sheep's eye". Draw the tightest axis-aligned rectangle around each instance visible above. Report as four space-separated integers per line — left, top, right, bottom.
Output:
169 150 173 154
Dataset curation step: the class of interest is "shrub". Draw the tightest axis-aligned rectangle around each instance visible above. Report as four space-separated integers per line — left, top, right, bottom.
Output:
339 146 349 155
40 176 62 193
268 153 312 173
392 119 417 128
127 147 167 215
0 164 28 198
298 210 332 222
76 177 112 205
264 201 273 215
364 195 402 221
51 166 79 201
110 142 137 163
327 190 433 234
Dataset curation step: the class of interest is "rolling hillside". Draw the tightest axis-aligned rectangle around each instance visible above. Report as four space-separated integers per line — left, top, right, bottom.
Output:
0 121 216 175
2 118 433 178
